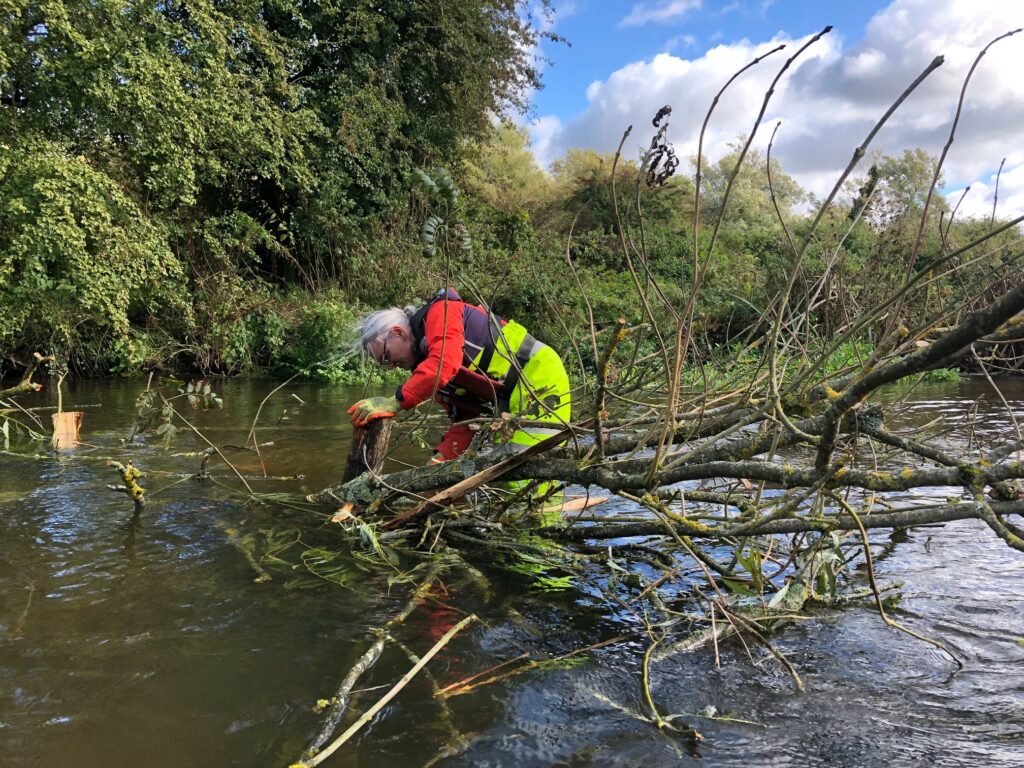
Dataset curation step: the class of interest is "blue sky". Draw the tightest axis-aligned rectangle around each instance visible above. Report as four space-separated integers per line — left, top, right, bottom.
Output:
521 0 1024 218
532 1 888 119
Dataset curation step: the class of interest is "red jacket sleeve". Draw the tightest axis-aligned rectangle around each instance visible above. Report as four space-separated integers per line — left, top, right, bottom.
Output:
397 299 465 408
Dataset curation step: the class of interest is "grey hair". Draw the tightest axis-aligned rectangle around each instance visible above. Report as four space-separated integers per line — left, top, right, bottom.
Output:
355 306 417 355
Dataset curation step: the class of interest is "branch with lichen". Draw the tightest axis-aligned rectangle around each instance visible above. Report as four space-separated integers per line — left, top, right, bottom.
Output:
106 460 146 515
0 353 54 401
301 562 443 759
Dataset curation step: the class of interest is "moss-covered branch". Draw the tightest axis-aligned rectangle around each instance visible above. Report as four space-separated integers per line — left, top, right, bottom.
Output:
0 353 53 400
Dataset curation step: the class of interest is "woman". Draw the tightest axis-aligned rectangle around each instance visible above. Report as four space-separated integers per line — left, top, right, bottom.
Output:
349 288 571 464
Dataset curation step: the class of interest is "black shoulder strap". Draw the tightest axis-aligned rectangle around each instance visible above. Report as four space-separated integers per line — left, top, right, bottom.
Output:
408 299 434 348
497 333 538 411
409 288 461 350
474 311 505 376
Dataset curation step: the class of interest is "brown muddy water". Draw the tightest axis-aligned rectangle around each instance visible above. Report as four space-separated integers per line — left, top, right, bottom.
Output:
1 378 1023 767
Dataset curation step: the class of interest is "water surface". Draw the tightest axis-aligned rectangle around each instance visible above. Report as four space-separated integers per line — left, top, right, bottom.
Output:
1 377 1023 767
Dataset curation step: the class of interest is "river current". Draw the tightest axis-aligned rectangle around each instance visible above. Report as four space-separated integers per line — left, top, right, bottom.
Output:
1 378 1022 767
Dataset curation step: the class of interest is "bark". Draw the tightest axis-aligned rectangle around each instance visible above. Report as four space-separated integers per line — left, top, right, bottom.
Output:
815 282 1024 472
327 449 1024 502
539 501 1024 540
342 418 394 483
0 353 53 401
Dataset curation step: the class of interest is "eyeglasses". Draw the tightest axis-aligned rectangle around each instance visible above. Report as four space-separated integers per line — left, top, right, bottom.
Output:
380 334 393 368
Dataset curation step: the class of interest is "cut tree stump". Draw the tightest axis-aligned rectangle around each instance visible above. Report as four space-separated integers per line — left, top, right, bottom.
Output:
51 411 82 451
342 418 394 483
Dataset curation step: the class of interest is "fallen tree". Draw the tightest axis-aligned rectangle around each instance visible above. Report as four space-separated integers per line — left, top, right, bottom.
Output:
317 269 1024 550
17 27 1009 764
291 32 1024 757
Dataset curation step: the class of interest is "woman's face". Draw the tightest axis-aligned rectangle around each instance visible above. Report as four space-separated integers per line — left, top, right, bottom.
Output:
368 326 417 371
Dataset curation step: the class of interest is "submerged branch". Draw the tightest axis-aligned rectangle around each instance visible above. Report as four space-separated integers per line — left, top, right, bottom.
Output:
299 614 477 767
303 563 443 756
540 501 1024 540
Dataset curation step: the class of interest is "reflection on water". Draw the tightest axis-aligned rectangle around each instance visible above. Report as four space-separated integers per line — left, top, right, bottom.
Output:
1 377 1023 767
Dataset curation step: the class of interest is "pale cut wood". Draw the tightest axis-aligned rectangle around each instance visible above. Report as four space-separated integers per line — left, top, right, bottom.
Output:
540 495 610 515
51 411 82 451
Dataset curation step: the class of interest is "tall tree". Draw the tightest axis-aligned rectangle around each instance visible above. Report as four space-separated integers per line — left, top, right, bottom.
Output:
0 0 550 363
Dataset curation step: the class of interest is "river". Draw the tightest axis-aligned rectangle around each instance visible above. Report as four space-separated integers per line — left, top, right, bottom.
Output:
1 377 1023 767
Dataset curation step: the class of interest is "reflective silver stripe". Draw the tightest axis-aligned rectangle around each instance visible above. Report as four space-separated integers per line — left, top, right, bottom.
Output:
521 338 543 361
519 426 561 437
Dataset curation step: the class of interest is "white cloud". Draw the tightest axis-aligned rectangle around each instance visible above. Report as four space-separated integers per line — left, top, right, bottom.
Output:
530 115 565 168
664 34 698 52
532 0 1024 218
947 153 1024 220
621 0 702 28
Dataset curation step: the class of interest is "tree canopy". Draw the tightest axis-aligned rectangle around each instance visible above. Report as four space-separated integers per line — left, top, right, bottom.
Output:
1 6 1019 380
1 0 549 369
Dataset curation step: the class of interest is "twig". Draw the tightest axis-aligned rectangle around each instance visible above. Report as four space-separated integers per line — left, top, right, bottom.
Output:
303 563 442 755
435 652 530 696
439 635 627 698
298 615 477 767
833 493 962 668
12 582 36 636
247 374 300 477
388 637 464 750
991 157 1006 229
900 30 1021 289
716 602 804 691
169 406 254 495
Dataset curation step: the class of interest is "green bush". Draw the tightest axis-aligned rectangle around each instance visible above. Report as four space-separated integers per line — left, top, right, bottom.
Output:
262 289 400 384
0 137 187 367
921 367 961 383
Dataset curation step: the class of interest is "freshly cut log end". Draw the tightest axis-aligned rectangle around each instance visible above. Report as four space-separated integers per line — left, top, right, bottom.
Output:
51 411 82 451
330 503 358 523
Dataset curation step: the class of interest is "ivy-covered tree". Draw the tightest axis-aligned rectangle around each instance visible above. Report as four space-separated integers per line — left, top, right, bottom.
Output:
0 0 551 368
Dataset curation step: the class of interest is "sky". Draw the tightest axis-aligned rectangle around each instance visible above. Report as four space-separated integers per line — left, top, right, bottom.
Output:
522 0 1024 219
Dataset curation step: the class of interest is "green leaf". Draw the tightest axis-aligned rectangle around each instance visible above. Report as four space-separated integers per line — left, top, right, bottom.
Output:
767 582 790 609
721 579 757 597
379 545 401 567
413 168 439 195
530 574 574 591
